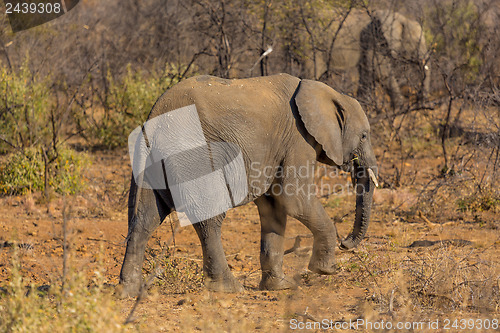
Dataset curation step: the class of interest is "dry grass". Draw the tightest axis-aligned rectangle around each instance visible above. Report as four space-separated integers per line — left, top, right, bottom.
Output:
0 249 127 332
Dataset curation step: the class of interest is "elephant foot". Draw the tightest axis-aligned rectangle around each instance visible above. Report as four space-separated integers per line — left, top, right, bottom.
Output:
205 274 244 293
308 254 337 275
259 273 297 290
114 281 142 299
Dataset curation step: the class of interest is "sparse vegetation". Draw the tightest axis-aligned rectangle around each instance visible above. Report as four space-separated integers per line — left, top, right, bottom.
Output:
76 64 188 149
0 60 53 153
0 234 125 332
0 146 89 195
404 247 499 312
457 192 500 213
144 246 204 294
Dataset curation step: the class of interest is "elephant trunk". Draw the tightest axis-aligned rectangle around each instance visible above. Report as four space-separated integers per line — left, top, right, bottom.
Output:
340 162 376 250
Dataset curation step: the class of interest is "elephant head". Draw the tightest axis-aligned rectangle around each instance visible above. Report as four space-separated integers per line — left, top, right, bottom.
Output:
295 79 378 249
302 9 431 108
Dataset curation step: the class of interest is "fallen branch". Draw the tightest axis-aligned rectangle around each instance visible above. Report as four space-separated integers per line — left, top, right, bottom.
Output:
294 307 320 323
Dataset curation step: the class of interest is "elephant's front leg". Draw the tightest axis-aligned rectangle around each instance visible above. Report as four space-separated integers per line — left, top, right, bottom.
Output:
192 214 243 292
285 196 338 275
255 195 297 290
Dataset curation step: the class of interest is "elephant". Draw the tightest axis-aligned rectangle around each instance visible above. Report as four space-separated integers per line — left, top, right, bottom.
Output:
302 9 431 108
115 73 378 297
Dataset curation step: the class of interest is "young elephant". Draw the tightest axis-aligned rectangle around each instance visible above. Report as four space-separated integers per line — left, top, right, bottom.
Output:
116 73 378 297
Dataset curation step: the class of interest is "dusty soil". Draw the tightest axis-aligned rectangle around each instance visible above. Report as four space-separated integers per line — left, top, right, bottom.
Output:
0 144 498 332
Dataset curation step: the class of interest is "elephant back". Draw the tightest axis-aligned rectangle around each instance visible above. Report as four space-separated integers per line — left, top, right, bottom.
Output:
371 10 427 60
329 9 371 70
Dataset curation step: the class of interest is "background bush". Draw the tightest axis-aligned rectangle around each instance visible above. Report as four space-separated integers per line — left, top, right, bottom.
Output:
0 60 52 153
75 63 187 149
0 146 89 195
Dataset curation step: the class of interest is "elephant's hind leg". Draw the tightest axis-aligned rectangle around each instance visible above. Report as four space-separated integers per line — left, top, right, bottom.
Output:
117 188 170 298
255 195 297 290
192 214 243 292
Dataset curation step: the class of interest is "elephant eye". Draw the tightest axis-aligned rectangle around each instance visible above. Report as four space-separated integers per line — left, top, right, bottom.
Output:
361 132 368 140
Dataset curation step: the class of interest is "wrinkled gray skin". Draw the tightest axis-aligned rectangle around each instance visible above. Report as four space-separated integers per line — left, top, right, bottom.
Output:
304 9 430 108
116 74 378 297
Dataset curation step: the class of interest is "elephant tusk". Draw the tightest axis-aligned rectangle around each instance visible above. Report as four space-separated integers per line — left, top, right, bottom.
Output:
368 168 379 188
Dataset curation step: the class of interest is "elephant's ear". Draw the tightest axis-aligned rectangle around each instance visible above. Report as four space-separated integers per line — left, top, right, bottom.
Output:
295 79 352 166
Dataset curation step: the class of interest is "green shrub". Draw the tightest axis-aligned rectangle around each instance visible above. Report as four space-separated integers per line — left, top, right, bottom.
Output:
457 192 500 213
425 0 483 83
0 148 44 195
0 146 89 195
0 60 53 153
52 147 90 195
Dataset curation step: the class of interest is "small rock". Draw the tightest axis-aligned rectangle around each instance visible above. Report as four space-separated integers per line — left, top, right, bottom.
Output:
176 297 194 306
